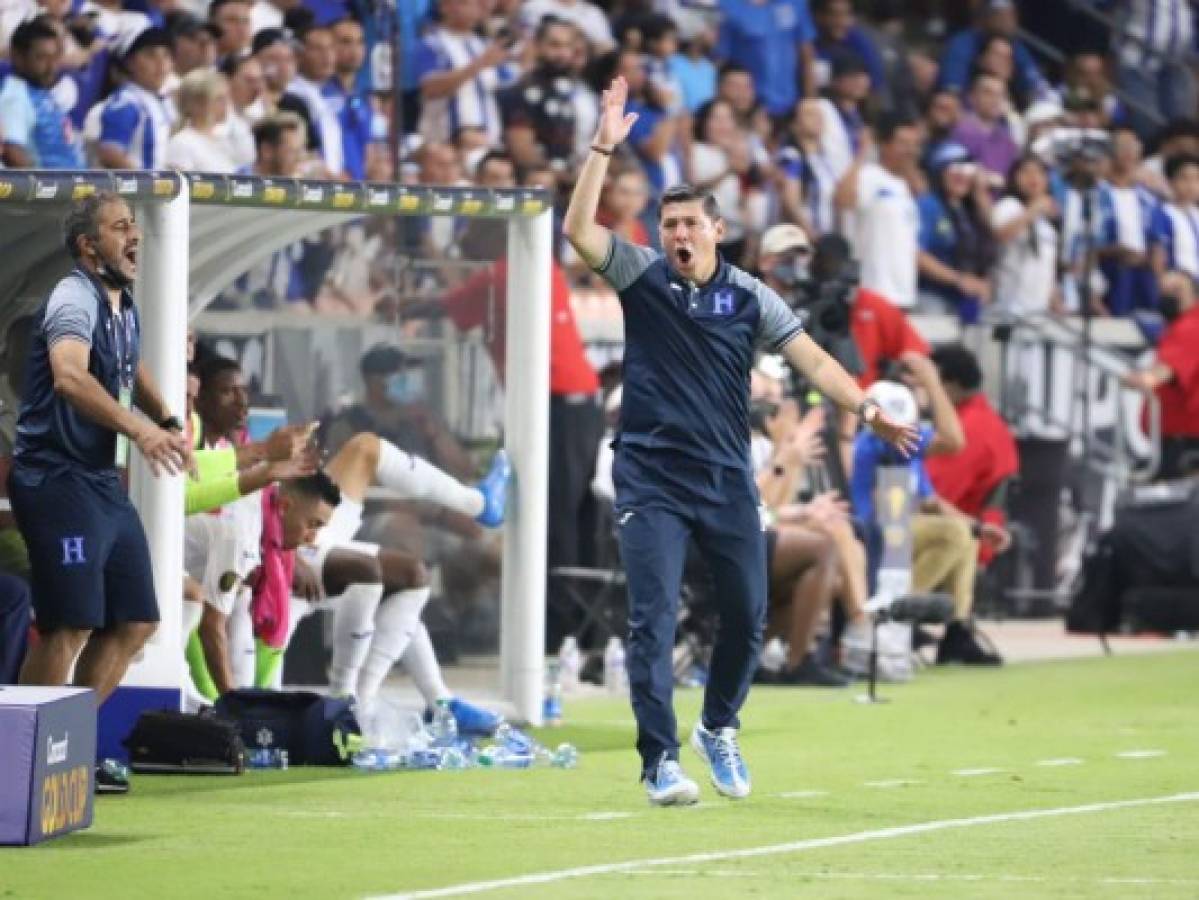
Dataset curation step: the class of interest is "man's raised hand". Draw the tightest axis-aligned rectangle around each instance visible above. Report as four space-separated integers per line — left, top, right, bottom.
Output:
595 76 639 148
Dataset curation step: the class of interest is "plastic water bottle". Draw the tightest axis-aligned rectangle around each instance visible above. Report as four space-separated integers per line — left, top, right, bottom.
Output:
558 636 582 691
603 637 627 694
495 722 536 755
551 743 579 769
247 748 288 769
404 748 445 770
351 748 402 771
477 745 535 769
543 663 563 726
429 698 459 747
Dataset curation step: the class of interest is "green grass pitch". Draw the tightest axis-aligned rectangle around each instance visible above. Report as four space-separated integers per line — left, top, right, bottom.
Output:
3 649 1198 899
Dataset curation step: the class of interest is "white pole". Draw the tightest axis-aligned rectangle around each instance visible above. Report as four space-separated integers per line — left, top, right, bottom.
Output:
124 179 190 697
500 210 551 725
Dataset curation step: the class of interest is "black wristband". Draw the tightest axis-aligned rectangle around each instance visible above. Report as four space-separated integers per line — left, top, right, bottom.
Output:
158 415 183 432
590 144 614 156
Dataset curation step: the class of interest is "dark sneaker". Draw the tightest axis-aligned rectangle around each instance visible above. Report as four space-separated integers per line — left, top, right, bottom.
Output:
776 654 851 687
95 759 130 795
936 622 1003 666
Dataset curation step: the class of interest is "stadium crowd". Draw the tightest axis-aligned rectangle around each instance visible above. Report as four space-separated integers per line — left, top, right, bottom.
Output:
1 0 1199 780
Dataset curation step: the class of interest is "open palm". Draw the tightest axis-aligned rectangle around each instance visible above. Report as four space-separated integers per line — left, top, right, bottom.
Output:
595 76 640 147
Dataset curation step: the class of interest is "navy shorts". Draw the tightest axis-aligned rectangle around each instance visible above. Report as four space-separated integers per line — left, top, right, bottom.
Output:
7 464 158 632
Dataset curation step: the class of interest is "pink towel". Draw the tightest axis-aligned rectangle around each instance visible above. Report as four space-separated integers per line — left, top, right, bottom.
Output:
251 486 295 649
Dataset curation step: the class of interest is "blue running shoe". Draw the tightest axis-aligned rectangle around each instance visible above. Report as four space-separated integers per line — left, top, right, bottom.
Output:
690 722 751 799
423 697 504 737
475 449 511 527
644 756 700 806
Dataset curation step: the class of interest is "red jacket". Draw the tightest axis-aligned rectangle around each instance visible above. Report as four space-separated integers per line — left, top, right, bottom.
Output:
851 287 930 387
1155 305 1199 439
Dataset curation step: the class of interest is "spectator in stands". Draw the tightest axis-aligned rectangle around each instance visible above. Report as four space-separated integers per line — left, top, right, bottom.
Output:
851 366 1001 665
1060 51 1125 128
221 53 265 169
1122 271 1199 479
820 50 870 166
499 16 581 178
835 113 923 310
1057 141 1114 314
167 13 218 80
166 69 239 172
0 18 84 169
641 13 687 117
924 89 963 153
251 0 297 35
916 141 994 323
521 0 614 53
858 0 920 118
283 24 343 177
1139 118 1199 194
925 344 1017 566
96 26 174 170
666 18 718 115
327 17 383 181
715 63 759 135
990 154 1061 318
949 71 1019 189
416 0 515 148
12 193 192 727
777 99 841 238
1101 125 1159 316
252 111 304 177
1113 0 1196 140
690 98 752 264
1149 154 1199 281
253 27 296 116
599 164 652 248
937 0 1047 104
715 0 816 117
813 0 884 95
210 0 253 62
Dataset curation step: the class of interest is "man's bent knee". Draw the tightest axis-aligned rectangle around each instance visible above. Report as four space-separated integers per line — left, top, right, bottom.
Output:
114 621 158 651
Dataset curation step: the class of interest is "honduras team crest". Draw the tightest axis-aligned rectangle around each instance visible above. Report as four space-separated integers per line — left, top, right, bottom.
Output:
711 288 735 316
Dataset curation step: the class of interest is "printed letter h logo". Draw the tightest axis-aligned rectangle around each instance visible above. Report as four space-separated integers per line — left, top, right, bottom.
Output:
61 537 86 565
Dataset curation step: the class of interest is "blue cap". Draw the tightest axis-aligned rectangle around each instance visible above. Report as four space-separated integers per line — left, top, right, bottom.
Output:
927 141 972 172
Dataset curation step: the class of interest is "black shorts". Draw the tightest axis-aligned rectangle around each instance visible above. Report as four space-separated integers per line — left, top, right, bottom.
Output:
8 464 158 631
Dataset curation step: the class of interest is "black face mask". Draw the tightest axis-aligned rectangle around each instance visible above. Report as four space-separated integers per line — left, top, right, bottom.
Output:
1159 293 1183 323
770 259 809 289
94 245 134 290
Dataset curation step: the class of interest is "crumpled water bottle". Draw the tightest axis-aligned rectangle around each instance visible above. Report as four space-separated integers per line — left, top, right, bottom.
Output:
429 699 459 748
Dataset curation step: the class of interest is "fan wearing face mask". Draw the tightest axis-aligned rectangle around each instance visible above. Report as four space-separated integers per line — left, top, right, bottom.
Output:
1122 271 1199 479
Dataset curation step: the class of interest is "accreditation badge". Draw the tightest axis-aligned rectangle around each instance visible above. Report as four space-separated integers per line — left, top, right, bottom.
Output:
115 386 132 467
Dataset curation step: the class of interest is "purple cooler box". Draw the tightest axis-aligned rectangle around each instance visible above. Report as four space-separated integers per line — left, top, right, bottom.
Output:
0 686 96 845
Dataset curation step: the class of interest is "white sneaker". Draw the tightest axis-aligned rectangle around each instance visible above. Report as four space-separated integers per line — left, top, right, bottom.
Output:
644 758 700 806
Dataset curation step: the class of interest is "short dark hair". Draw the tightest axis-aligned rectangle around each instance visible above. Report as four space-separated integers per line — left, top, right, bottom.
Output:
196 354 241 393
718 62 751 81
931 344 983 392
11 18 58 54
641 13 677 43
875 111 918 144
284 469 341 508
62 191 125 261
253 112 303 150
475 149 514 175
1165 152 1199 182
209 0 249 16
658 183 721 222
535 14 575 42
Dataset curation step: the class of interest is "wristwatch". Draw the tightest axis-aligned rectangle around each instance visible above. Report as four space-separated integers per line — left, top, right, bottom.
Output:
158 415 184 432
856 398 881 425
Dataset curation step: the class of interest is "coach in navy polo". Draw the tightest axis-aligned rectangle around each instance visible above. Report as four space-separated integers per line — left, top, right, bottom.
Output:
565 76 916 806
11 192 191 716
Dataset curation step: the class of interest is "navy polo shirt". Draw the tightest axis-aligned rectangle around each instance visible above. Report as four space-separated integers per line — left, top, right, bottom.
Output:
14 269 140 474
594 236 804 470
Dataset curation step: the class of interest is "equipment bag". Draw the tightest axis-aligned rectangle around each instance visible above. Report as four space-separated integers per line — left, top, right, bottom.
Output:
214 690 361 766
124 710 245 775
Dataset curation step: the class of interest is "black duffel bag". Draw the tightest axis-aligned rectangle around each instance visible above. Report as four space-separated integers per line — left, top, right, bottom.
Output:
214 690 361 766
124 710 245 775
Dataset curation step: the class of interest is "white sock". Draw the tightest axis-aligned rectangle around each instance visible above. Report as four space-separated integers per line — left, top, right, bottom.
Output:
357 587 432 708
181 599 202 649
327 582 385 696
377 439 484 518
228 587 256 689
401 623 452 706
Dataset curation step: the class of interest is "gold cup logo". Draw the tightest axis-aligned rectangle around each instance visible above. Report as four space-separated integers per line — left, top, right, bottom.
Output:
887 485 906 521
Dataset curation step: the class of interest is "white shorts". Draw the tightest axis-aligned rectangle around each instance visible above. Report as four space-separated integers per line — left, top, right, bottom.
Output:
184 494 263 616
304 499 378 575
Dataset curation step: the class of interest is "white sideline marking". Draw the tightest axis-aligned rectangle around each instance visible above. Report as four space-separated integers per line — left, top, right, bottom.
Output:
622 871 1199 887
951 768 1004 777
864 779 922 789
776 791 829 799
1036 758 1084 767
580 812 634 821
365 791 1199 900
1117 750 1166 759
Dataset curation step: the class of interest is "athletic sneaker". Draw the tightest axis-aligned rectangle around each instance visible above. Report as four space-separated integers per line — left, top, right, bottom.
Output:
644 756 700 806
936 621 1003 666
776 654 850 687
423 697 503 737
475 450 511 528
95 759 130 795
690 722 751 799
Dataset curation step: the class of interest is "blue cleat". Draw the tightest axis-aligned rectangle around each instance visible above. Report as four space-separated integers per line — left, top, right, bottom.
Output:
690 722 751 799
644 756 700 806
424 697 504 737
475 449 511 528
